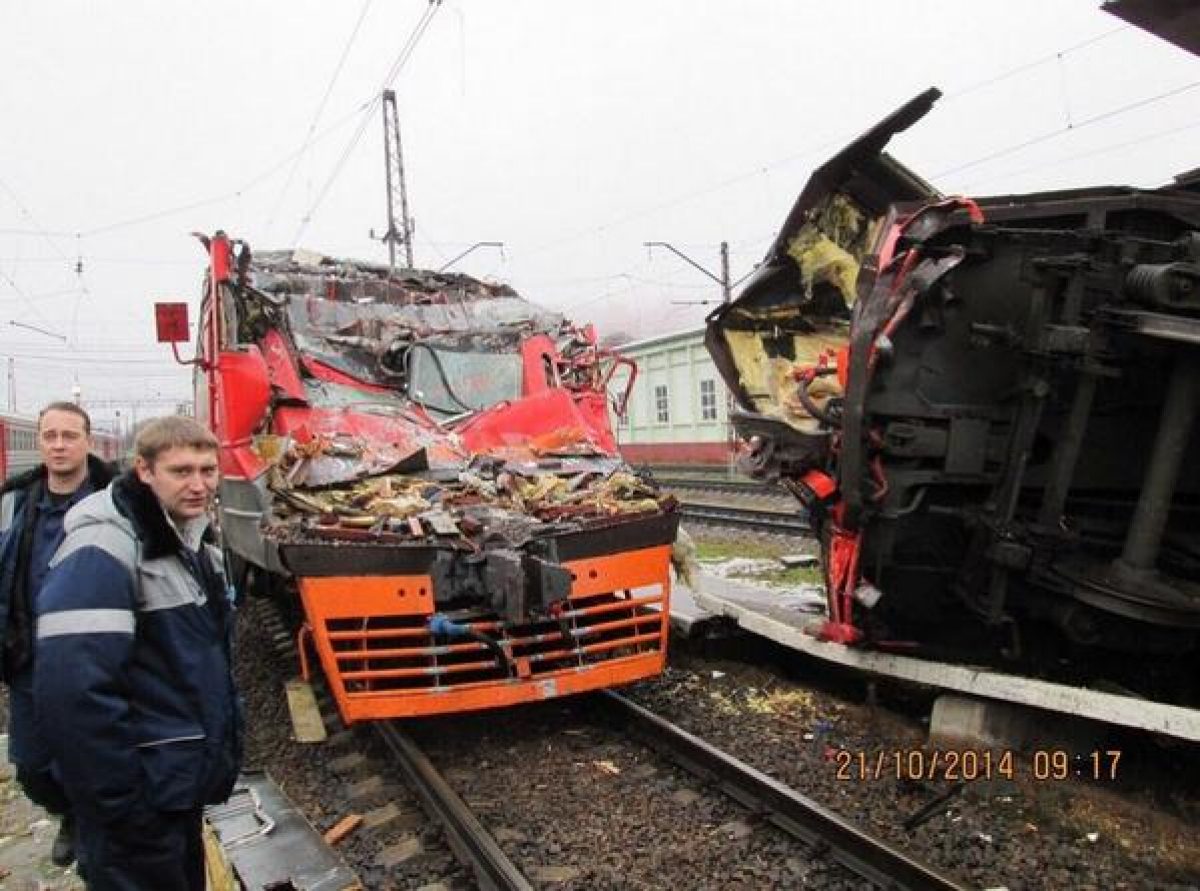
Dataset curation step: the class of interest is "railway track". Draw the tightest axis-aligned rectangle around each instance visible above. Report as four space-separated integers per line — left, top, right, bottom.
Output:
241 596 1192 890
654 475 783 497
379 695 966 891
376 721 534 891
679 499 810 535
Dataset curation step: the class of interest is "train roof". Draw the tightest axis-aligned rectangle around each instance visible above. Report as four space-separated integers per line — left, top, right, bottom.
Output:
0 412 38 426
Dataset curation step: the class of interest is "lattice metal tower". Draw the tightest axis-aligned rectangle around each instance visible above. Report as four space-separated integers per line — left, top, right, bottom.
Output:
381 89 415 270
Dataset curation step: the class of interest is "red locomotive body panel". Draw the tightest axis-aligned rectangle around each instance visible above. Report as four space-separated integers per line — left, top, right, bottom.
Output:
185 235 677 721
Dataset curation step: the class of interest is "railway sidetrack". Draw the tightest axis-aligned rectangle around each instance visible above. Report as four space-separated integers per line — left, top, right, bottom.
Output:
678 501 810 535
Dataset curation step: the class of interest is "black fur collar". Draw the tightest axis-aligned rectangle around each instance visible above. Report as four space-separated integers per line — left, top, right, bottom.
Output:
0 454 118 497
112 471 185 560
86 454 118 489
0 464 44 496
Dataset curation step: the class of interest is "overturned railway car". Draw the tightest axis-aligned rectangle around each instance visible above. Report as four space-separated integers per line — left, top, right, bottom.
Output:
706 89 1200 680
182 234 678 721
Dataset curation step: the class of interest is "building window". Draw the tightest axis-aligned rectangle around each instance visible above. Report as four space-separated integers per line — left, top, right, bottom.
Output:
700 378 718 421
654 384 669 423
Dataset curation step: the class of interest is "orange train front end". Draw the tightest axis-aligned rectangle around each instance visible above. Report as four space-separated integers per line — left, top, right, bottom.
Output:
290 520 674 721
188 233 678 722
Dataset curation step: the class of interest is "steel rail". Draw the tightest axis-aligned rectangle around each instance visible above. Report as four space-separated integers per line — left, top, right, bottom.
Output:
376 722 534 891
601 692 968 891
679 500 811 534
656 476 786 497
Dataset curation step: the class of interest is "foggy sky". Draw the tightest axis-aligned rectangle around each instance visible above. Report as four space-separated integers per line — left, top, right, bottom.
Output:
1 0 1196 432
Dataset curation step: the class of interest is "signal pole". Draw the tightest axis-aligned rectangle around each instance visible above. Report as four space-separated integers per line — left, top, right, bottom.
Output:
381 90 415 271
643 240 732 305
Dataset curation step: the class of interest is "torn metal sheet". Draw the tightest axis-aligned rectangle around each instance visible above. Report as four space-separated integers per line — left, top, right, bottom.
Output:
205 239 675 629
705 87 1200 679
206 772 361 890
1103 0 1200 56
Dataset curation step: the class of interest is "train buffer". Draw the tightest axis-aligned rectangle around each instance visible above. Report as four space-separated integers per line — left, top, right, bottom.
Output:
205 770 362 890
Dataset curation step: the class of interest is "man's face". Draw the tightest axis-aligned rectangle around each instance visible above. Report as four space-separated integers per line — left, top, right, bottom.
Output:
38 409 92 478
135 446 219 523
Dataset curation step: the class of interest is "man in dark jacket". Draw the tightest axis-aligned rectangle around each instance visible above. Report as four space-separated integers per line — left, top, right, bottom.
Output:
0 401 115 867
34 415 241 891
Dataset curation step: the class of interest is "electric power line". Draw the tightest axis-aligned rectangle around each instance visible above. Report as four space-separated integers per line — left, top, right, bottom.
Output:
0 16 1135 262
0 228 75 237
263 0 376 237
516 25 1166 262
943 26 1129 101
935 79 1200 180
962 116 1200 192
0 177 75 263
292 0 443 247
0 177 92 342
0 351 186 366
0 267 56 328
71 104 368 239
0 287 80 302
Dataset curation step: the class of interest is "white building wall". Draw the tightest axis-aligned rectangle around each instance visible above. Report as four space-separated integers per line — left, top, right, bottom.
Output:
608 327 731 446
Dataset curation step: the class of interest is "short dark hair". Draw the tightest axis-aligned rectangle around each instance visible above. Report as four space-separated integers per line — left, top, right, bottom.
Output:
134 415 219 465
38 401 91 435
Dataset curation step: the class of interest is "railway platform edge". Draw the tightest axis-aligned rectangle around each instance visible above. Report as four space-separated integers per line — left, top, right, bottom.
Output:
669 572 1200 743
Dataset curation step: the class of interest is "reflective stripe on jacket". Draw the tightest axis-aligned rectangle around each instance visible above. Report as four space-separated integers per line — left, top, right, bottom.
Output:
33 472 241 826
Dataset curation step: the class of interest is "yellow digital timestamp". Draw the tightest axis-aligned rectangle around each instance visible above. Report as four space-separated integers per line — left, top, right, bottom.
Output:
833 748 1123 782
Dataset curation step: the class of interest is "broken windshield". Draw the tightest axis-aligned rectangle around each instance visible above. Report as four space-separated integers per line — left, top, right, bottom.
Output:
407 345 524 415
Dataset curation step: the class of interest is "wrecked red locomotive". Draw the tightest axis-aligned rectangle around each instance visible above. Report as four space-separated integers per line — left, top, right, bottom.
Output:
164 234 678 721
706 89 1200 682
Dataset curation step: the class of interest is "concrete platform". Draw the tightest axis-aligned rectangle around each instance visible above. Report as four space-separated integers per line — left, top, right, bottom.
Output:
667 569 824 637
668 571 1200 744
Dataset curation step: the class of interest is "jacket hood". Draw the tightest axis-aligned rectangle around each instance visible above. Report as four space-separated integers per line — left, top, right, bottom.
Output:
66 471 200 561
63 483 137 551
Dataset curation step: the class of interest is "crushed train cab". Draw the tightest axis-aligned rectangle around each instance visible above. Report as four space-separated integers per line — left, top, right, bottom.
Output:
706 88 1200 671
171 234 678 721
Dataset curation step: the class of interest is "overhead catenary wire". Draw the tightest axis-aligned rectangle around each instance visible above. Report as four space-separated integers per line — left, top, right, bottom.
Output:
0 176 91 342
0 6 434 246
79 118 348 237
0 177 75 262
517 24 1145 261
0 342 178 355
0 228 76 238
0 267 56 329
942 25 1128 102
64 104 369 240
961 116 1200 192
0 287 82 302
0 352 189 367
0 17 1143 260
0 11 1187 350
934 79 1200 180
291 0 443 247
263 0 376 238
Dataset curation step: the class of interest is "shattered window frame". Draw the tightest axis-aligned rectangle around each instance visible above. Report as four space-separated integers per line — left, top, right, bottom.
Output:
407 345 525 415
699 378 718 421
654 384 670 424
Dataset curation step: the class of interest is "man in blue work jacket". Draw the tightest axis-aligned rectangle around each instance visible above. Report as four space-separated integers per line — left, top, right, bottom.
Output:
0 402 115 867
34 415 241 891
